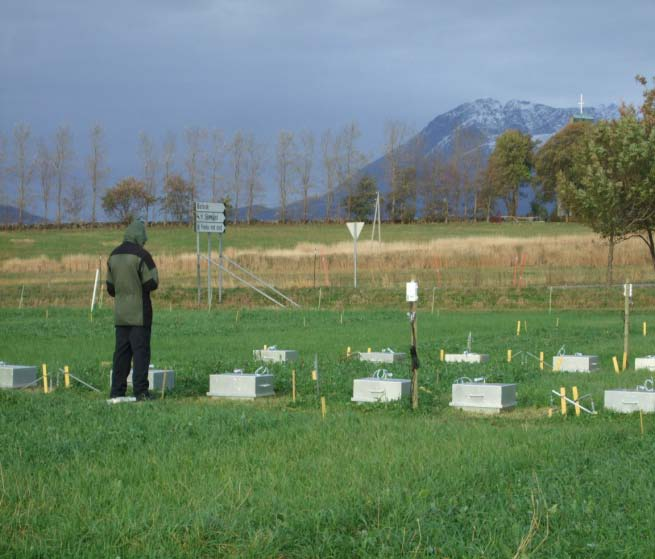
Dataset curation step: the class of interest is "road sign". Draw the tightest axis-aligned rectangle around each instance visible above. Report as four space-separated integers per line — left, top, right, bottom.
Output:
195 211 226 223
196 201 225 213
195 222 225 234
346 222 364 240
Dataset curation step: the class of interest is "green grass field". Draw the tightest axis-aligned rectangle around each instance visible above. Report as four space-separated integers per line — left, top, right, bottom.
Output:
0 222 592 260
2 307 655 557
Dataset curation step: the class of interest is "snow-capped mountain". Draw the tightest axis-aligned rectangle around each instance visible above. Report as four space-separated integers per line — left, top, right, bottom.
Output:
418 98 619 156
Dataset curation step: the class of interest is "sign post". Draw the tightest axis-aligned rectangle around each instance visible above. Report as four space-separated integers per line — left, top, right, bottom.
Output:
346 222 364 288
194 201 226 309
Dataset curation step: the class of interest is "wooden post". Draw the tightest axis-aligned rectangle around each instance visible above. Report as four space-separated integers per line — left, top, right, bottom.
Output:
42 364 49 394
624 281 630 371
643 321 647 337
507 349 512 363
572 386 581 417
516 320 521 336
64 365 70 388
539 352 544 371
560 387 567 416
554 356 563 372
409 300 418 410
548 286 553 315
431 287 436 314
292 370 296 403
439 349 445 362
161 370 168 399
612 356 620 374
321 396 326 419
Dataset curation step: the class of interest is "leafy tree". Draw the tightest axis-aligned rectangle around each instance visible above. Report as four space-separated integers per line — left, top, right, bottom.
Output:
560 75 655 280
534 121 592 206
343 176 377 221
102 177 155 224
487 130 535 217
161 174 193 222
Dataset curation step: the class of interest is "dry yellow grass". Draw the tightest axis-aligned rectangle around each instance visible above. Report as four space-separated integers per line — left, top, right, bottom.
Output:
2 234 653 289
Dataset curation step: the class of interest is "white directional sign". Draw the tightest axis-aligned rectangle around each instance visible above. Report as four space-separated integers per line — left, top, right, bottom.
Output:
196 222 225 234
196 211 226 223
346 222 364 240
196 202 225 212
194 201 226 234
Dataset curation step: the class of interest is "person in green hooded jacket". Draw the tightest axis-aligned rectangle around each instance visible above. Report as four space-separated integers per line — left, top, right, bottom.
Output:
106 220 159 400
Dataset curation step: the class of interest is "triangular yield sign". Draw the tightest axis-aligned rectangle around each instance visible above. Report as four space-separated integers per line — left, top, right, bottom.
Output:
346 222 364 240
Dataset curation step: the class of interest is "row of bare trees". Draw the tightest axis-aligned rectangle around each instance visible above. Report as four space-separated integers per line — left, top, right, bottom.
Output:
1 119 497 225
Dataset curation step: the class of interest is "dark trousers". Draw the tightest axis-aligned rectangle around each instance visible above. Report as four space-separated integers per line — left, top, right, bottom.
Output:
110 326 151 398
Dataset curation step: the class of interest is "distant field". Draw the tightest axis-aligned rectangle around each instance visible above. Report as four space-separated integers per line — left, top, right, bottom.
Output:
2 222 655 309
0 222 593 259
2 308 655 557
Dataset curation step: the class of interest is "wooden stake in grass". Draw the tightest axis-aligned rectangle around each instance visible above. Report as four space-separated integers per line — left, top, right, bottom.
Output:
623 281 631 371
640 410 644 436
507 349 512 363
340 311 344 325
318 287 322 311
431 287 436 314
572 386 581 417
19 285 24 309
539 352 544 371
516 320 521 336
612 356 620 374
42 364 49 394
292 369 296 403
64 365 70 388
321 396 326 419
439 349 445 362
643 321 647 337
622 352 628 372
235 310 240 323
523 320 528 333
554 356 563 372
161 370 168 400
346 346 351 357
560 387 567 416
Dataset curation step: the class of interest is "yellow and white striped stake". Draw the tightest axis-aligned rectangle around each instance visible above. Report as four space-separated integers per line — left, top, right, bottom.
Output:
560 387 567 416
622 352 628 371
539 351 544 371
320 396 326 419
644 321 648 336
516 320 521 336
292 370 296 402
42 364 49 394
439 349 445 362
612 356 620 374
507 349 512 363
64 365 70 388
554 356 563 372
572 386 581 417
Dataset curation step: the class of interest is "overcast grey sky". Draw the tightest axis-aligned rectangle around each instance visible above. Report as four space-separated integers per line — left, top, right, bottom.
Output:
1 0 654 205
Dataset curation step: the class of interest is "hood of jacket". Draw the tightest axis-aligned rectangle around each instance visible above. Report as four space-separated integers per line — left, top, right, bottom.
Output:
123 220 147 246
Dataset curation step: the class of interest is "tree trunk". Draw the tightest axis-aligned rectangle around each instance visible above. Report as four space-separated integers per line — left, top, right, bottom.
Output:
646 229 655 272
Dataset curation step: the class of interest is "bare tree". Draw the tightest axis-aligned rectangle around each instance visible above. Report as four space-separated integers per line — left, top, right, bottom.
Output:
276 131 295 223
185 127 207 203
228 131 245 224
0 132 6 215
64 184 85 223
208 129 225 202
162 132 176 187
297 130 315 222
335 122 366 220
87 124 108 224
244 133 264 224
384 120 409 221
320 130 337 221
139 132 158 222
53 125 73 225
37 140 54 222
12 124 34 224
